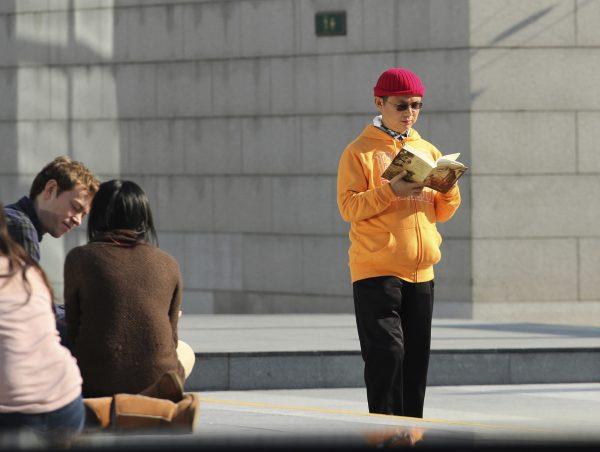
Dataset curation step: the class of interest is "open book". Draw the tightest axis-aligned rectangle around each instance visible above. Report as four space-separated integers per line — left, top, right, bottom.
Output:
381 144 468 193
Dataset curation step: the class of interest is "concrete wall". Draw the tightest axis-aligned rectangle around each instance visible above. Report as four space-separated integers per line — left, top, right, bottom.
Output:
468 0 600 324
0 0 597 324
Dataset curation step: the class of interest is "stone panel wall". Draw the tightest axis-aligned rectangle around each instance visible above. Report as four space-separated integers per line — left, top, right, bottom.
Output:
3 0 595 323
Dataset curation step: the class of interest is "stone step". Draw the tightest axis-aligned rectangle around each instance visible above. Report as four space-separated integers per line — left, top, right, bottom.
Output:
179 315 600 391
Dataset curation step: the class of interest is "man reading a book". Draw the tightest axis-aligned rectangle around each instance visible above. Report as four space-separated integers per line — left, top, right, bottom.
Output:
336 67 461 417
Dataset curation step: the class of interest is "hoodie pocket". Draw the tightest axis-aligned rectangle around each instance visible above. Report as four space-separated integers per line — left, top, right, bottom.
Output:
351 231 397 263
419 226 442 266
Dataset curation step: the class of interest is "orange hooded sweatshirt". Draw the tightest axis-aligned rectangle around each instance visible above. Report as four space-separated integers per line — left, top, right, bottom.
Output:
337 124 461 283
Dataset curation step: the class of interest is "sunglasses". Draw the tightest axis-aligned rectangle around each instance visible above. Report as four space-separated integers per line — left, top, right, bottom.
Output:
386 101 423 112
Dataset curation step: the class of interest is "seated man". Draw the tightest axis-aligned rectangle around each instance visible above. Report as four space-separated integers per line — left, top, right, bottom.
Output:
4 156 100 345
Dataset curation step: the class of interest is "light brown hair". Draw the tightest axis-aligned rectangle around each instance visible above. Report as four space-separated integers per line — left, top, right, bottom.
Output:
29 155 100 200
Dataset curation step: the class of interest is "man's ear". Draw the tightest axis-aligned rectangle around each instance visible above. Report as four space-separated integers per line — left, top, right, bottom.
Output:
374 96 384 110
41 179 58 200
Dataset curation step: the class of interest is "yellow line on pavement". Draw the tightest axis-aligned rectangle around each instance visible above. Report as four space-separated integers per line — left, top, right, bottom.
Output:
196 395 546 434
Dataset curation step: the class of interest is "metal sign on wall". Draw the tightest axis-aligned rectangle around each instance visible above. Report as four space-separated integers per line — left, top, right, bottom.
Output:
315 11 346 36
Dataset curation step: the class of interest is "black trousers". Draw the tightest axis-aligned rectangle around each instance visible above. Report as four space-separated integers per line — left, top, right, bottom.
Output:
353 276 434 417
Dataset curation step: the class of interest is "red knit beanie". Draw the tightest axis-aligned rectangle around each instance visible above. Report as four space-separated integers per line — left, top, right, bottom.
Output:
373 67 426 97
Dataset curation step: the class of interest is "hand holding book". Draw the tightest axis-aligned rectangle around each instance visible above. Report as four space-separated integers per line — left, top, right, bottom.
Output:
388 170 425 197
381 144 468 193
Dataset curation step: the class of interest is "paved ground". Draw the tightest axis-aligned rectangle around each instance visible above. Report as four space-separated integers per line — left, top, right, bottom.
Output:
195 383 600 441
4 380 599 449
60 383 600 450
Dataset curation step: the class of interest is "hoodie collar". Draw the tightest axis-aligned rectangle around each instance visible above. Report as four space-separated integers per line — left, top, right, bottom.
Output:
372 115 410 141
366 117 421 144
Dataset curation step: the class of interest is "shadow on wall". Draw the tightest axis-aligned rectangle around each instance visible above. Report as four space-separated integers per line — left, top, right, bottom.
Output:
490 6 554 45
2 0 119 296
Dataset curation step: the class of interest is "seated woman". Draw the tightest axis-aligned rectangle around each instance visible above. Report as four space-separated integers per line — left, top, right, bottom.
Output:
0 205 84 442
64 180 188 398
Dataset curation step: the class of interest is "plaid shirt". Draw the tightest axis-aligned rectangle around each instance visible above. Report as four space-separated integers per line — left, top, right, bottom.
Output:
3 197 68 335
4 196 44 263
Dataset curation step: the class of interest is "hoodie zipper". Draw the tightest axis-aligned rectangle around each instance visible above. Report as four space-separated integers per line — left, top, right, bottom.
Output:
397 136 423 283
413 196 422 282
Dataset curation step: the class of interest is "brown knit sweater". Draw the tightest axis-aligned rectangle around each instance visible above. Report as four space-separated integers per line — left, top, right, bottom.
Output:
64 235 184 397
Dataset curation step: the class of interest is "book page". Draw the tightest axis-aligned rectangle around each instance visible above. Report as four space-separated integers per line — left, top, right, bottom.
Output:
381 147 434 183
436 159 466 170
404 144 436 167
440 152 460 161
437 153 466 167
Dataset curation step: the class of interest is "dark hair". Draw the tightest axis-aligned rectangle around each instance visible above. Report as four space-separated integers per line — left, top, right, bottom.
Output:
0 204 54 303
87 180 158 245
30 155 100 200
